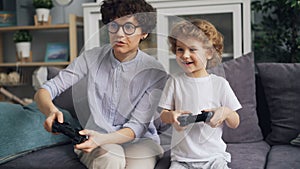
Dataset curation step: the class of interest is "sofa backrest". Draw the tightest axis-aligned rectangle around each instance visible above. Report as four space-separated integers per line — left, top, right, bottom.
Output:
255 73 271 139
255 63 300 146
47 52 267 145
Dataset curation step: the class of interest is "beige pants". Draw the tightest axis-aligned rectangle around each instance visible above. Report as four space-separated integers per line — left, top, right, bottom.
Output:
75 139 164 169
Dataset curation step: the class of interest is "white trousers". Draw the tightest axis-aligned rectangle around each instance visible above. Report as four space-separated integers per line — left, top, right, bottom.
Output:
75 139 164 169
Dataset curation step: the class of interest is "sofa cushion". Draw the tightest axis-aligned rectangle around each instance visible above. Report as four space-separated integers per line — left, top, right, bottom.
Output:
291 134 300 146
226 141 270 169
209 52 263 143
256 63 300 145
0 102 79 164
0 143 87 169
266 145 300 169
154 150 171 169
255 73 272 138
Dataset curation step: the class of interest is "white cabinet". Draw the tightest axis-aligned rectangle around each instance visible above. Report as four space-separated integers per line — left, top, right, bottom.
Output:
83 0 251 73
82 3 102 51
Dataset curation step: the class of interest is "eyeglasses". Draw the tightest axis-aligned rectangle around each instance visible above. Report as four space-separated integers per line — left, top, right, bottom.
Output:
108 21 140 35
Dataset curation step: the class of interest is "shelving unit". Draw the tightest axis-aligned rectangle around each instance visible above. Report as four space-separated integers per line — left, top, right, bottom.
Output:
0 14 84 102
0 14 83 67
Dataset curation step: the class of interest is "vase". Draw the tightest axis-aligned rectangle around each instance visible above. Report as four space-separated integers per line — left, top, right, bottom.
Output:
16 42 31 60
36 8 50 23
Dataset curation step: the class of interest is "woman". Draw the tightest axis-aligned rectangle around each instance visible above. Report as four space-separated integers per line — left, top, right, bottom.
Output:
34 0 168 168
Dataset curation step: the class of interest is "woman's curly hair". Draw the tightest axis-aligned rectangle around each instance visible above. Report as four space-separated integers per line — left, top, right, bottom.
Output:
100 0 156 33
168 19 224 68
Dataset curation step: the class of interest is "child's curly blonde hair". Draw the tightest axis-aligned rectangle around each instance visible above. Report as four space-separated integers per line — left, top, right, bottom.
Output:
168 19 224 68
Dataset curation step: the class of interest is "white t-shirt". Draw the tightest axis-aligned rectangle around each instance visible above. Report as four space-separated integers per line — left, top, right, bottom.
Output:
159 73 242 162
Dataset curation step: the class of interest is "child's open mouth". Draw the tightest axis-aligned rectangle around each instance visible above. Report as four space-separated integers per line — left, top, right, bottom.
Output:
182 61 193 65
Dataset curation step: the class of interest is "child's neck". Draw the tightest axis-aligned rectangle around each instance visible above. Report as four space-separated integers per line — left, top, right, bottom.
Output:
186 70 209 78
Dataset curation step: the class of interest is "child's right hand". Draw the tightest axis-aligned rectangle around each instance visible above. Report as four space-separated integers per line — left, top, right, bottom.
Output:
160 109 191 131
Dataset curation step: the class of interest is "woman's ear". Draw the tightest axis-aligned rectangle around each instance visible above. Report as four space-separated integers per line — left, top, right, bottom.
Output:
141 33 148 40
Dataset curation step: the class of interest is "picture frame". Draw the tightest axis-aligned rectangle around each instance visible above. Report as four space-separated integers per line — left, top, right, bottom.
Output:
45 42 69 62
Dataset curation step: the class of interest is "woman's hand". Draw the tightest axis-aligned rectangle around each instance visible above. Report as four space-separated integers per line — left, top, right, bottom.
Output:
74 129 102 153
44 110 64 133
75 128 135 153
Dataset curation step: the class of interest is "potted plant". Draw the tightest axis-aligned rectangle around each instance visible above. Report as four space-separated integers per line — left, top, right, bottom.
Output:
33 0 54 23
252 0 300 63
13 30 32 61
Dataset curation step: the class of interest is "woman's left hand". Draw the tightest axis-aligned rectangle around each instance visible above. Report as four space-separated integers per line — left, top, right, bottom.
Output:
74 129 102 153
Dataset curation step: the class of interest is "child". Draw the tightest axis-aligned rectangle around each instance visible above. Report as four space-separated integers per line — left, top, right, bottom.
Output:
159 19 241 169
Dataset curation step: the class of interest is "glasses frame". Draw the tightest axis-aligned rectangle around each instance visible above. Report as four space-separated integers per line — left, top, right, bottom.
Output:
108 21 141 35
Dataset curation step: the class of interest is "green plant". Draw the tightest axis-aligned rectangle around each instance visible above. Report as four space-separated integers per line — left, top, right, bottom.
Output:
13 30 32 43
33 0 54 9
252 0 300 63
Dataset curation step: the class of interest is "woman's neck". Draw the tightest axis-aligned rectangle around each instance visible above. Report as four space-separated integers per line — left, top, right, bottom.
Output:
113 50 138 62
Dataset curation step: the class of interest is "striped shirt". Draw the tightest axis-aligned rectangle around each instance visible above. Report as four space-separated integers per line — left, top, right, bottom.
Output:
42 44 168 143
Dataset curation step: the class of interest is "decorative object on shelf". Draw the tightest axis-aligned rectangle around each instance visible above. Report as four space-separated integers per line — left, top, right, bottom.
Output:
13 30 32 62
53 0 73 23
45 42 69 62
32 66 47 90
7 72 21 85
0 71 21 85
0 11 16 27
0 87 31 106
33 0 54 25
0 73 8 84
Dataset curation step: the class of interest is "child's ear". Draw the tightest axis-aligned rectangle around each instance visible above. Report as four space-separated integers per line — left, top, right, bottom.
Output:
205 49 213 60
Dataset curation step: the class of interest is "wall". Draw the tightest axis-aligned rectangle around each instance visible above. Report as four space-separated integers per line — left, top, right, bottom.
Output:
0 0 93 100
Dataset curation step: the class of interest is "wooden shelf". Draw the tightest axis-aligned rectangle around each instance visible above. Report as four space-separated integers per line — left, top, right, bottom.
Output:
0 62 70 67
0 16 83 32
0 14 83 67
0 83 29 87
0 24 71 31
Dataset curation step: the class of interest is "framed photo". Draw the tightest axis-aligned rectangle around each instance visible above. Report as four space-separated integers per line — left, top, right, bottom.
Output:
45 42 69 62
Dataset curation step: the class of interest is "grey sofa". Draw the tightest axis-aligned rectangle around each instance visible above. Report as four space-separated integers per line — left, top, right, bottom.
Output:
1 52 300 169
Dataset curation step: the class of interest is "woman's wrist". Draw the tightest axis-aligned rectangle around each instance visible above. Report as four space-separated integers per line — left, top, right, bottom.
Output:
48 108 59 116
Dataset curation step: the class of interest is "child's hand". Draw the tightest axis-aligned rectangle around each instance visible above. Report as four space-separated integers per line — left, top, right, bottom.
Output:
205 107 227 128
173 121 187 132
160 110 190 123
206 107 239 128
160 109 191 131
172 110 190 132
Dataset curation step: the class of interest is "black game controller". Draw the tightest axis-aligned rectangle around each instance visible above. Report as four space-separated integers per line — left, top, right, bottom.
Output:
52 120 88 145
177 111 214 126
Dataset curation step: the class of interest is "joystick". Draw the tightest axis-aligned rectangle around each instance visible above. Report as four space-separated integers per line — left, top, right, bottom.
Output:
177 111 213 126
52 120 88 145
